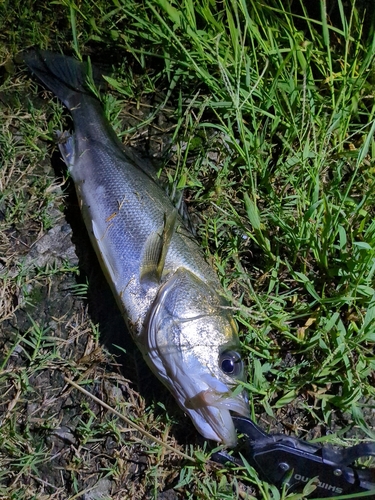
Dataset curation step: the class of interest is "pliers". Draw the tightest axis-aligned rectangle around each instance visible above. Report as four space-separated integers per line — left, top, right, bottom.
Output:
212 416 375 498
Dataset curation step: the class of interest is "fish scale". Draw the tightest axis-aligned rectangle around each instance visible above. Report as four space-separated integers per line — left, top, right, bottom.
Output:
25 50 249 447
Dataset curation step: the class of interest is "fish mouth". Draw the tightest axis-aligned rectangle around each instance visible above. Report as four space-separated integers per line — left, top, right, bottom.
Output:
184 387 249 447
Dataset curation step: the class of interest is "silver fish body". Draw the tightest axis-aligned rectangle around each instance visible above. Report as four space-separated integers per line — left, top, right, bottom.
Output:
24 51 249 446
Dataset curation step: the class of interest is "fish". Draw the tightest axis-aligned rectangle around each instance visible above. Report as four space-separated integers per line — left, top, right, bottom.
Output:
24 51 249 447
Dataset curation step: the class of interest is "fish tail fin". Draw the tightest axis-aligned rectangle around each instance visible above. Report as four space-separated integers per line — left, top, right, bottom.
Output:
23 50 101 110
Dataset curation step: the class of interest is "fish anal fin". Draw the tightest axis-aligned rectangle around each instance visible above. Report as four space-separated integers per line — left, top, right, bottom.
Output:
140 209 177 287
92 219 118 285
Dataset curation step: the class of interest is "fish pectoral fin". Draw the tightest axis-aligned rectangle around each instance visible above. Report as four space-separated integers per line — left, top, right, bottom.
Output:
140 209 177 287
56 131 75 171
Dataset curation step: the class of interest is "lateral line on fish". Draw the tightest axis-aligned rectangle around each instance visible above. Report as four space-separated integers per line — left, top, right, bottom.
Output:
63 375 196 463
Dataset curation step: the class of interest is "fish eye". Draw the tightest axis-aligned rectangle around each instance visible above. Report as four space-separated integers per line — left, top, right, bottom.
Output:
219 350 243 377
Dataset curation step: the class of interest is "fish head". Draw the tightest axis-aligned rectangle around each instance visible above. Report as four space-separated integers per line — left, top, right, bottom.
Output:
144 268 249 447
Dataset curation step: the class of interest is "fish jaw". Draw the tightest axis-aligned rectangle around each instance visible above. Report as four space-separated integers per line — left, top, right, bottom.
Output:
176 375 250 447
142 268 249 447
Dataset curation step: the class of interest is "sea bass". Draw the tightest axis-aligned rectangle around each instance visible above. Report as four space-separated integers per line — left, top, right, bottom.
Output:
24 51 249 446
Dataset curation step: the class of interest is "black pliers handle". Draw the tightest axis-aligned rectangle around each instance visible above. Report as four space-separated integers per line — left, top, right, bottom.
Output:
212 416 375 498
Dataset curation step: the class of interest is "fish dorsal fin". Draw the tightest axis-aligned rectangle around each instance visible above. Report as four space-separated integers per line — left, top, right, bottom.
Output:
140 209 177 287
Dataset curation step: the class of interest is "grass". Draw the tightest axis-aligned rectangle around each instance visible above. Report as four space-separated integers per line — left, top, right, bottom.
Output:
1 0 375 498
